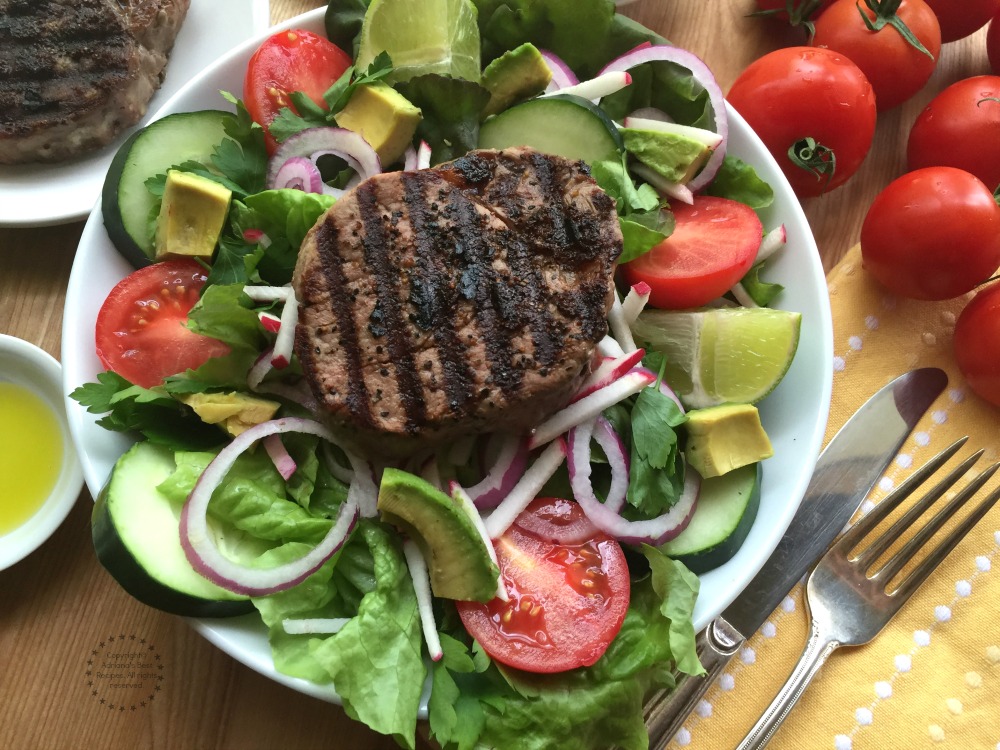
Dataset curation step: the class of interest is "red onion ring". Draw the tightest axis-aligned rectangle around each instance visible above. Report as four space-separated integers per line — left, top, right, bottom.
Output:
272 156 324 193
592 416 629 513
266 127 381 191
599 45 728 193
567 418 699 546
464 433 529 509
540 49 579 92
179 417 359 596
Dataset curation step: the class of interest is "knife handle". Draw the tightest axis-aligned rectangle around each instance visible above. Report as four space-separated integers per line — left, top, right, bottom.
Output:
645 617 744 749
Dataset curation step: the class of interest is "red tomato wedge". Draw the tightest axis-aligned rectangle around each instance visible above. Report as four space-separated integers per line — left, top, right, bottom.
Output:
95 259 231 388
456 498 630 674
244 29 352 153
620 196 763 310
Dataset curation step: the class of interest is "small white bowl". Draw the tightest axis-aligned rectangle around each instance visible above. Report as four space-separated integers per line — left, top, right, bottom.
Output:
0 334 84 571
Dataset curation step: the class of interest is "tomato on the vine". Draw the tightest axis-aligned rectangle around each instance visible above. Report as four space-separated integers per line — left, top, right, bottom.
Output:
456 497 630 674
726 47 876 198
907 76 1000 192
753 0 836 31
954 281 1000 407
620 196 763 309
860 167 1000 300
922 0 1000 42
95 259 231 388
244 29 352 153
811 0 941 111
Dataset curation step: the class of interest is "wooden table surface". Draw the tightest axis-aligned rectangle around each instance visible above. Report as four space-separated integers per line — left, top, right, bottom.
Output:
1 1 993 748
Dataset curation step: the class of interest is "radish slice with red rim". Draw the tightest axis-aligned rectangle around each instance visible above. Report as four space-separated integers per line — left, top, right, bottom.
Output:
600 45 728 193
264 433 296 480
270 289 298 369
402 539 444 661
567 418 699 545
571 348 645 403
621 282 651 325
180 417 360 596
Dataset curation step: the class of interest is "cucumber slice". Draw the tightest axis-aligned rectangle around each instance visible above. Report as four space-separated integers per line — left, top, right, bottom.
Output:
92 441 253 617
102 110 230 268
478 94 624 164
659 463 761 574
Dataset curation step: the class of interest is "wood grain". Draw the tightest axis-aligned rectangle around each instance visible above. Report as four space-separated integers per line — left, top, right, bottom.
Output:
0 1 992 748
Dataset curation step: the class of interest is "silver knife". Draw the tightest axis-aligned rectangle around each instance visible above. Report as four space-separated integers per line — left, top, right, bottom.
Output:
644 367 949 747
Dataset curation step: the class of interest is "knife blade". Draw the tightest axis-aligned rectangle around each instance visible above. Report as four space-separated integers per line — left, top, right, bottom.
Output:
645 367 948 747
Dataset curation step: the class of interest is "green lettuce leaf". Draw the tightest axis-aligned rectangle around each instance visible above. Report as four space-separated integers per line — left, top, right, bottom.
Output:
394 74 491 164
739 260 785 307
705 154 774 210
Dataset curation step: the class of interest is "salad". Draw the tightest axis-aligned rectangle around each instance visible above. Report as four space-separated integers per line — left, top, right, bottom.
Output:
70 1 804 748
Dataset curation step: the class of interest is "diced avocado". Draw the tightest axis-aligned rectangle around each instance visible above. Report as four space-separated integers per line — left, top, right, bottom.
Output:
180 392 281 437
377 468 499 602
154 170 232 262
684 403 773 478
335 82 422 166
481 42 553 118
622 126 714 185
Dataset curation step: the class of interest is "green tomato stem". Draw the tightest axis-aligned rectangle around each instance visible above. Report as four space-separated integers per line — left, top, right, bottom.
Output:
856 0 934 60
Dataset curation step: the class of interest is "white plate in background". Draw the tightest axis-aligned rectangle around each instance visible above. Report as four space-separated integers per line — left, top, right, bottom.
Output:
0 0 271 228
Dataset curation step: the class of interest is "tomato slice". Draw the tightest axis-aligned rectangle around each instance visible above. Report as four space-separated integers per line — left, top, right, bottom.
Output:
456 497 630 674
244 29 352 153
95 259 231 388
620 196 762 310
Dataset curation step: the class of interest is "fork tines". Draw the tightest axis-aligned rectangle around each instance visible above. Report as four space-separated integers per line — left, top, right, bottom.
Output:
834 436 1000 598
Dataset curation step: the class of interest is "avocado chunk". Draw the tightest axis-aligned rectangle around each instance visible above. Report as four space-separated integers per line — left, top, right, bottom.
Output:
180 391 281 437
684 403 774 478
481 42 553 118
154 170 232 262
622 124 717 185
377 468 499 602
335 82 422 166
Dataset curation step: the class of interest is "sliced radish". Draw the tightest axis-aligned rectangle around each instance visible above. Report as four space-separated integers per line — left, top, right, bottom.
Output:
416 140 432 170
632 162 694 205
484 439 568 540
258 311 282 333
247 348 274 390
572 348 645 403
270 289 298 369
282 617 350 635
264 434 296 480
757 224 787 263
243 285 291 303
528 369 655 449
621 282 652 325
542 70 632 101
180 418 360 596
730 282 759 309
609 291 638 353
403 144 418 171
598 335 626 358
402 540 444 662
601 45 728 192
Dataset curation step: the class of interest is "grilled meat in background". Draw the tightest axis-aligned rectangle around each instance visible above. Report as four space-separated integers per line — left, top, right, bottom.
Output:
293 147 623 457
0 0 190 165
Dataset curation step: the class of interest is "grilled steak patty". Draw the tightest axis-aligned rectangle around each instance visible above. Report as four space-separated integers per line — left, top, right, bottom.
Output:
0 0 190 164
293 147 623 456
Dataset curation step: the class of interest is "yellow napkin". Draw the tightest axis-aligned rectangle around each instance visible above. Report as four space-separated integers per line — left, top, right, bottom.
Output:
669 244 1000 750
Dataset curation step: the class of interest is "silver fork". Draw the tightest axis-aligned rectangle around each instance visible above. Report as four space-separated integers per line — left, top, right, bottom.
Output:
736 437 1000 750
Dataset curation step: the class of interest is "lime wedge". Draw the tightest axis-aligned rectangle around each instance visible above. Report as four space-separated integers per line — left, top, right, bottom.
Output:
631 307 802 408
357 0 481 83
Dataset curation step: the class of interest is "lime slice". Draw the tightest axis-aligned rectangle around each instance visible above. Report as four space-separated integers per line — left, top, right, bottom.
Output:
357 0 481 83
631 307 802 408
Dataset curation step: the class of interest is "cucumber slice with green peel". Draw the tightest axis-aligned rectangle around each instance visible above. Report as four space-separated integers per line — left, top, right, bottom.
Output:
92 441 253 618
102 110 230 268
658 463 761 574
478 94 624 164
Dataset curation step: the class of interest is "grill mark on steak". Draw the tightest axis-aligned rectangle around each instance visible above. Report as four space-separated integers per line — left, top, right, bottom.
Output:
313 217 374 429
401 172 477 415
445 188 523 397
356 180 427 432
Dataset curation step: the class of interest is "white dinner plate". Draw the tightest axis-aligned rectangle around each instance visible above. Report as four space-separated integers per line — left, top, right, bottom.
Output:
0 0 271 228
62 6 834 706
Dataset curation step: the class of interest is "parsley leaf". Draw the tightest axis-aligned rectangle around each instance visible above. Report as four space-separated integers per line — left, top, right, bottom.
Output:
739 260 785 307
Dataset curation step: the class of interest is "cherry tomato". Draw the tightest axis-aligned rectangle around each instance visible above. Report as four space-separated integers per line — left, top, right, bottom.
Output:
456 497 630 674
619 197 763 309
954 280 1000 407
244 29 352 153
860 167 1000 300
922 0 1000 42
811 0 941 111
96 260 231 388
989 12 1000 74
726 47 876 198
753 0 836 30
907 76 1000 191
